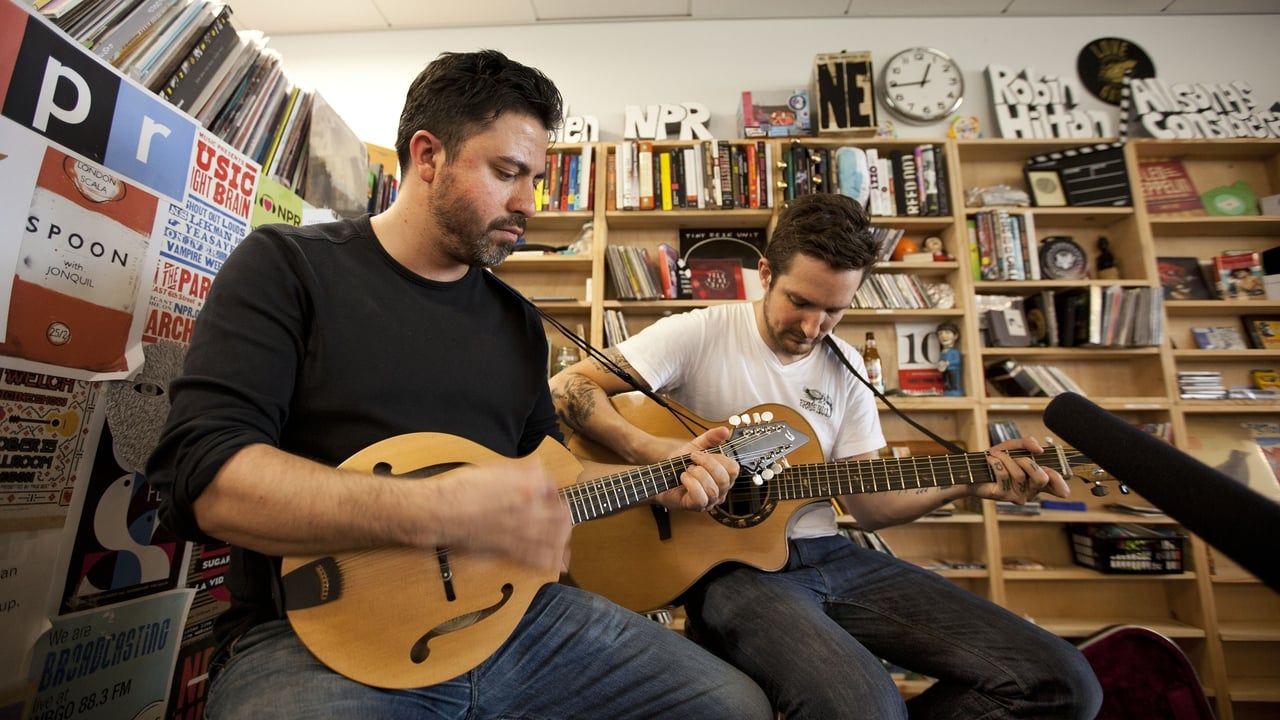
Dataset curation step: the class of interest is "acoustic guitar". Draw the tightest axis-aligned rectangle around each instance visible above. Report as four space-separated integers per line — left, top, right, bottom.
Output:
564 393 1104 614
279 417 808 689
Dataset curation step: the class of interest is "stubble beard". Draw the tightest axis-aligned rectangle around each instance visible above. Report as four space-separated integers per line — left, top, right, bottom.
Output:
761 290 817 356
431 176 525 268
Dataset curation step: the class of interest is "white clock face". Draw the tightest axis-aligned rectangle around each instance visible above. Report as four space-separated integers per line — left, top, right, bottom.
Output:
881 48 964 124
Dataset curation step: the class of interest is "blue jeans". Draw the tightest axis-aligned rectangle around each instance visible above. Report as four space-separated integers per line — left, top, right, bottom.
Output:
685 535 1103 720
207 584 772 719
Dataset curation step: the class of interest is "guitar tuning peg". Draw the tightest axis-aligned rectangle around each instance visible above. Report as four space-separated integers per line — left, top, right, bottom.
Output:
751 474 764 486
728 415 742 427
760 468 775 481
1090 483 1108 497
775 181 789 190
770 462 783 474
775 161 788 169
1118 482 1131 495
751 411 763 424
760 410 774 422
811 176 823 185
779 458 791 469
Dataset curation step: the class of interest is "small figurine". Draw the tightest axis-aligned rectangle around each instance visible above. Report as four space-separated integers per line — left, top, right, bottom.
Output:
936 321 963 396
922 235 952 261
1096 236 1119 279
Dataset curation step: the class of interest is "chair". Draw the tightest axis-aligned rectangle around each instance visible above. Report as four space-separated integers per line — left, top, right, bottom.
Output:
1077 624 1215 720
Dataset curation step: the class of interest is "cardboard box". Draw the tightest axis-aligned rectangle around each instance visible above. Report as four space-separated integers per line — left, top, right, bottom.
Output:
1266 274 1280 301
739 89 811 138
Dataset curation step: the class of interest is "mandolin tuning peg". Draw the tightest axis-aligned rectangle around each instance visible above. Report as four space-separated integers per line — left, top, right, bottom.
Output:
770 462 783 474
729 415 742 427
760 410 774 422
779 458 791 469
1090 484 1108 497
751 474 764 486
760 468 775 481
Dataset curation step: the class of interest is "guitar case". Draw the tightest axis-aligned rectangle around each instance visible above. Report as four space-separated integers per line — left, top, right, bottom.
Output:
1077 624 1214 720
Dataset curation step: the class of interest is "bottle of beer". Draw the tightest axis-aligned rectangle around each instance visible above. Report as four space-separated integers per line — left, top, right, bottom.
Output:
862 331 885 394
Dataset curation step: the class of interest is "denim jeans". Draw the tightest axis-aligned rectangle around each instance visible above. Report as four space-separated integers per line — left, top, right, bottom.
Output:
685 535 1103 720
206 584 772 719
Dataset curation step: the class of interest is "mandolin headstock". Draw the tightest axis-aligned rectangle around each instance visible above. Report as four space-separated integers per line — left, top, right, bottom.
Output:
724 409 810 485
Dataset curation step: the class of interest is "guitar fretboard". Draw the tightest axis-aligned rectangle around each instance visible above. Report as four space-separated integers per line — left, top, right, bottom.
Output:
765 448 1089 501
560 423 807 524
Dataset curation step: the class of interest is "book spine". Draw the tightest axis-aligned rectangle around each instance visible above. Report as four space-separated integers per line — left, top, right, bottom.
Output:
701 140 718 208
162 5 235 110
899 152 921 216
933 144 951 216
578 144 593 212
659 150 674 211
718 142 734 208
637 141 655 210
93 0 180 65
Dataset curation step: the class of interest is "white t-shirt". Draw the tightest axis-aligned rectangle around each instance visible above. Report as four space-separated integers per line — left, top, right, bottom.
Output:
617 302 885 538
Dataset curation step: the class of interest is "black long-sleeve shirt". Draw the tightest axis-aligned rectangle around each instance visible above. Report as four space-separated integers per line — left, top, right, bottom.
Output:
146 214 559 644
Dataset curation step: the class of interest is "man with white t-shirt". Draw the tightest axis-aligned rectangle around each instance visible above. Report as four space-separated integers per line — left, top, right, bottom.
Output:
550 192 1101 719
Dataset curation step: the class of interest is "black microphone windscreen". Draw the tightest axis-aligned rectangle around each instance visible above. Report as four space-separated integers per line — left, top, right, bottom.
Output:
1044 392 1280 592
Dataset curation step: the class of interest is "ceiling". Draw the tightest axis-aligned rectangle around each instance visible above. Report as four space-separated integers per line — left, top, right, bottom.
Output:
229 0 1280 36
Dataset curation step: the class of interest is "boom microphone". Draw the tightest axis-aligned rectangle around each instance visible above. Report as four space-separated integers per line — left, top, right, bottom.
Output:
1044 392 1280 592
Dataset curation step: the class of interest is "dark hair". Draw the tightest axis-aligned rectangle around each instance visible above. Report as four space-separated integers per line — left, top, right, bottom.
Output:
764 193 879 277
395 50 564 173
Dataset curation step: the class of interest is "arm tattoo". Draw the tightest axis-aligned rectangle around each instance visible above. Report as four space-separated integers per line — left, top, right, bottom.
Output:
592 347 645 386
551 375 600 432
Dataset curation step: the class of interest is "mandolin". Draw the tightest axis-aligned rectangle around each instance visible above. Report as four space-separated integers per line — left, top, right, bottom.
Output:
279 416 808 688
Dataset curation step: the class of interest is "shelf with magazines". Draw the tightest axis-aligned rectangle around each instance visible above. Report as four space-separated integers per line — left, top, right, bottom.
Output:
1129 141 1279 717
1128 139 1279 422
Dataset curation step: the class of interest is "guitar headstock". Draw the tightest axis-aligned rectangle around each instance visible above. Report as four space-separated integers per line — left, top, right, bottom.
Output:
1061 451 1128 497
723 410 810 485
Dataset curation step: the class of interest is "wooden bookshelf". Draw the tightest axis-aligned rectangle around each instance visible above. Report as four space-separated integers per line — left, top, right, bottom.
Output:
498 137 1280 720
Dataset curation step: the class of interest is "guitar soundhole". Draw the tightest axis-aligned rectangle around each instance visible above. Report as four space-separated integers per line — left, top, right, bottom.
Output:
372 461 465 479
708 476 776 529
409 584 515 664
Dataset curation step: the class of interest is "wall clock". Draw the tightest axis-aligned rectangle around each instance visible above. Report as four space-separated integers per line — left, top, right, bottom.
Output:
879 47 964 125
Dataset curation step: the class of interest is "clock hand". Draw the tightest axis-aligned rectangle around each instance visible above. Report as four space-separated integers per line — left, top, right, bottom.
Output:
920 62 932 86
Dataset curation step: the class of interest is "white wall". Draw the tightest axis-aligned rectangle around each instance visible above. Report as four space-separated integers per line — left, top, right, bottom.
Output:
262 15 1280 149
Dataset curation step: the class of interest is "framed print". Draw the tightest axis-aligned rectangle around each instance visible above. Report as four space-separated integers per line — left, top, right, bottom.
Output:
1025 168 1067 207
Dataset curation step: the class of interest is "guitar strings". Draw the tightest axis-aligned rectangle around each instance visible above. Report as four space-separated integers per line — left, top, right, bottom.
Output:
558 426 802 521
724 449 1096 500
317 449 1097 595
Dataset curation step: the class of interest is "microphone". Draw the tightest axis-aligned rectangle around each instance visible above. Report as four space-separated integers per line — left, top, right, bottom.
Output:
1044 392 1280 592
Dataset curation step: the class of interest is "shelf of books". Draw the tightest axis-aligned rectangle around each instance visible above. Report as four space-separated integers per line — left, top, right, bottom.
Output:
1128 139 1279 714
498 136 1280 719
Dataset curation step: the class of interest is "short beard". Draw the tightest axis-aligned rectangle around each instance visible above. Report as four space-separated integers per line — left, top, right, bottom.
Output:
430 175 524 267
